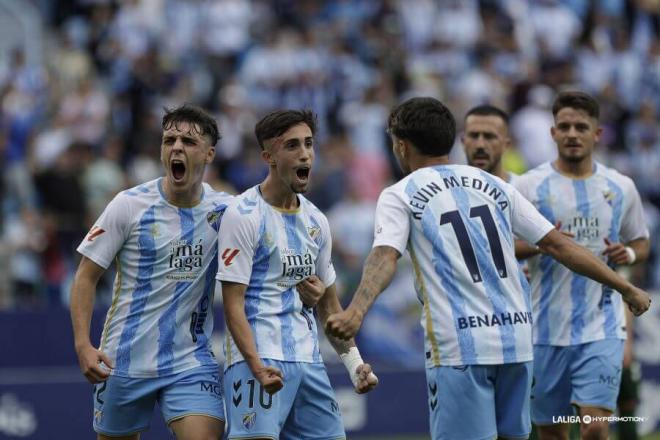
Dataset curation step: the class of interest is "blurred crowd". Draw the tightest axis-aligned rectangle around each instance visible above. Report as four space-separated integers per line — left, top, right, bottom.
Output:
1 0 660 364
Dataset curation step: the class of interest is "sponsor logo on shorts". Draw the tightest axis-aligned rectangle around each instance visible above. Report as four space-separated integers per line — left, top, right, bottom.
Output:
429 382 438 410
242 412 256 430
201 381 222 397
599 367 621 389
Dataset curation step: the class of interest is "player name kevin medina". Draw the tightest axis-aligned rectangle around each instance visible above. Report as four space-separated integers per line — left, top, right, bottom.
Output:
409 175 509 220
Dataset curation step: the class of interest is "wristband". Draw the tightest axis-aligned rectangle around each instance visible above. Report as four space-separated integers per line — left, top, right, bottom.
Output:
625 246 637 264
342 346 377 388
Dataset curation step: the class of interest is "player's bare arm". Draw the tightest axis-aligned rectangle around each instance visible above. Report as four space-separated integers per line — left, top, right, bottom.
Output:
602 237 650 266
70 256 114 384
537 229 651 316
515 222 574 260
296 274 325 307
222 280 284 395
317 284 378 394
326 245 400 340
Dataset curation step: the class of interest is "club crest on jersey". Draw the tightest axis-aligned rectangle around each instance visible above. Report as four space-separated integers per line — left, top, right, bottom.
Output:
602 190 615 206
242 412 256 430
307 225 321 242
87 226 105 241
207 204 228 232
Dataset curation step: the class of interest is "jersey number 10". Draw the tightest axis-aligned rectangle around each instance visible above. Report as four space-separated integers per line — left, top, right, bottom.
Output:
440 204 507 283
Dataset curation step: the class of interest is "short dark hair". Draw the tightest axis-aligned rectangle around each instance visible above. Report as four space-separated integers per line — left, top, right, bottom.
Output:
162 104 220 146
552 91 599 120
465 104 509 125
388 97 456 157
255 109 317 150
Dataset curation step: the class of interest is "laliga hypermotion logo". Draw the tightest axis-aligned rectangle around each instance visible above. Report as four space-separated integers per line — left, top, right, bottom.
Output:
87 226 106 241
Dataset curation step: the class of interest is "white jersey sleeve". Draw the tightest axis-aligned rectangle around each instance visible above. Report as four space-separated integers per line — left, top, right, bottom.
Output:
77 193 132 269
216 202 259 285
372 187 411 254
620 178 650 242
315 214 337 287
510 188 555 244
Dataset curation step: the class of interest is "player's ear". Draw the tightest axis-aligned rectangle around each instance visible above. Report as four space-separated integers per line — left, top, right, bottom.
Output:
261 148 274 166
205 146 216 164
594 125 603 143
399 139 408 158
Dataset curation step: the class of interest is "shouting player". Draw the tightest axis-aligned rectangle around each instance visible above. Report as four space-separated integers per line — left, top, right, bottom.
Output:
217 109 378 440
70 105 230 439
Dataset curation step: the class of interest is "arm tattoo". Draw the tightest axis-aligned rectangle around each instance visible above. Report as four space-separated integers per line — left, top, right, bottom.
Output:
352 246 399 315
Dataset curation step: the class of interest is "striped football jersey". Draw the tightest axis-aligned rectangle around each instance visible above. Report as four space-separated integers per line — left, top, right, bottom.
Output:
514 162 649 346
216 186 336 369
373 164 554 368
77 178 232 377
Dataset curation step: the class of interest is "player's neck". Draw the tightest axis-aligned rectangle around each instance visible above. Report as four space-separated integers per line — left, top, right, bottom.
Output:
553 157 594 179
161 179 203 208
259 176 299 211
410 154 450 172
493 164 509 182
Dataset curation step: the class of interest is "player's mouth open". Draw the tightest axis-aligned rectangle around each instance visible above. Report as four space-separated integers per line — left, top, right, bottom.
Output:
296 167 310 182
171 160 186 182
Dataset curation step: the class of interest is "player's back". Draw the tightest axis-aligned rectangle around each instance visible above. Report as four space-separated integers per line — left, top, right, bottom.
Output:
78 178 232 378
378 164 550 368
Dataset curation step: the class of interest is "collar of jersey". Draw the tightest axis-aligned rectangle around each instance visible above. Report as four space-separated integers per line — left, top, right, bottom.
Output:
550 161 598 180
157 177 205 208
256 185 301 214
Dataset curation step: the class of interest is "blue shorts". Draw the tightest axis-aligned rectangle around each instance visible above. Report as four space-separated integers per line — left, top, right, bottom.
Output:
224 360 345 440
532 339 624 424
92 365 225 437
426 362 532 440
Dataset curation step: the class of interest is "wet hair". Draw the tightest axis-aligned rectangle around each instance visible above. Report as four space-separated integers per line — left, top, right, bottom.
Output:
552 91 600 120
255 109 317 150
465 104 509 125
387 97 456 156
162 104 220 146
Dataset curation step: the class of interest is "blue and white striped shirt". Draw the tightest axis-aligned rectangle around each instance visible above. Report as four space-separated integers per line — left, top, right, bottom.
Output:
216 186 336 369
514 162 649 346
77 178 232 377
373 164 554 368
